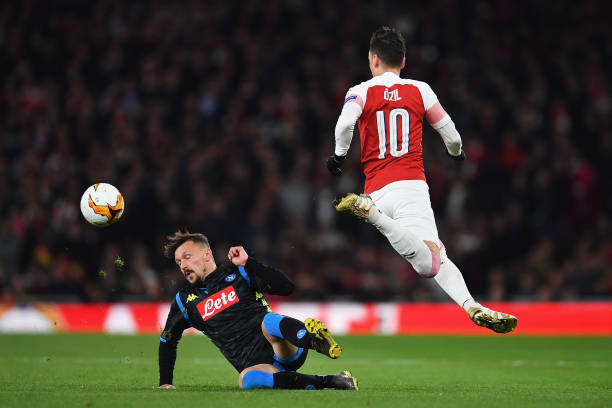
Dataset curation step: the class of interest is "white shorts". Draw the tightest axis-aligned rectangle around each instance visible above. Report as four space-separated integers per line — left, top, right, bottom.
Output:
369 180 441 245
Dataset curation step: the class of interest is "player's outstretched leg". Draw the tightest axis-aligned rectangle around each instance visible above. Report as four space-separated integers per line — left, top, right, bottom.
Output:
467 306 518 334
273 370 357 390
241 369 358 390
335 193 440 278
263 313 342 359
437 257 518 333
337 194 518 334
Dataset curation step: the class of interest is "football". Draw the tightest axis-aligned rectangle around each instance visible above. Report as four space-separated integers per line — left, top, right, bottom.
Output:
79 183 125 227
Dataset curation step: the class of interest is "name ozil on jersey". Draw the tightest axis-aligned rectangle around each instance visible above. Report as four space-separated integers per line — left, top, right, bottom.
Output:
384 88 402 101
196 286 240 320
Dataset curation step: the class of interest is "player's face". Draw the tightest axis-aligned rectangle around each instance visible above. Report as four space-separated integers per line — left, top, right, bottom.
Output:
174 240 212 285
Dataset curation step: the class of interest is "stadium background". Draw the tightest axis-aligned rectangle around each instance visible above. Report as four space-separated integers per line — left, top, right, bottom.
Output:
0 0 611 317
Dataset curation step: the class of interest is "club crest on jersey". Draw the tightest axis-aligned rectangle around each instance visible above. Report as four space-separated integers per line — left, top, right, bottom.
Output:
196 286 240 320
225 274 236 282
384 88 402 101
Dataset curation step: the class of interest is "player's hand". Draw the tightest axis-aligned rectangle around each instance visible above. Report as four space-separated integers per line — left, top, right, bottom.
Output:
157 384 176 389
228 246 248 266
447 149 466 161
326 154 346 176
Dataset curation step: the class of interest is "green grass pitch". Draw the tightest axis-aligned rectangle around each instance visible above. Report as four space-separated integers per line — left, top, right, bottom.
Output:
1 334 611 407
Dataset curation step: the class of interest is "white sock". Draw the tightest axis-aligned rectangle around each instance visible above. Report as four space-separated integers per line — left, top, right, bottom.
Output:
367 207 434 276
434 258 479 311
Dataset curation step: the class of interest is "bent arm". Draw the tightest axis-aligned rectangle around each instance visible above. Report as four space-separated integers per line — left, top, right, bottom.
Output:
244 258 295 296
434 118 463 157
425 101 462 156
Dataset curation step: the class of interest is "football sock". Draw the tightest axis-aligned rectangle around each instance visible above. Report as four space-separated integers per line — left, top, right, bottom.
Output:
279 316 312 348
367 207 437 277
263 313 311 348
433 258 479 311
273 371 329 390
263 312 285 338
242 370 329 390
241 370 274 389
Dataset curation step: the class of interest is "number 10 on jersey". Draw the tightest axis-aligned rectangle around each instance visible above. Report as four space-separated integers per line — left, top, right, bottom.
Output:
376 108 410 159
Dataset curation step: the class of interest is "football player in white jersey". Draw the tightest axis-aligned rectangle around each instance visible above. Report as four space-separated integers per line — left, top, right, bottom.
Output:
328 26 517 333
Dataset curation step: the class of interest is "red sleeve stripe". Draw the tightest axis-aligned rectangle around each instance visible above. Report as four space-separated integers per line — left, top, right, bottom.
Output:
425 101 446 124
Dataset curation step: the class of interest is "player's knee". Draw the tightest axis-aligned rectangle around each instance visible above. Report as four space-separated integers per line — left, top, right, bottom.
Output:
413 262 439 278
262 312 284 339
439 241 448 263
240 370 274 390
419 259 440 278
415 241 441 278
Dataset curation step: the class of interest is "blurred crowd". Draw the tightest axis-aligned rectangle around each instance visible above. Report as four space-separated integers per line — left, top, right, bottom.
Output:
1 0 611 303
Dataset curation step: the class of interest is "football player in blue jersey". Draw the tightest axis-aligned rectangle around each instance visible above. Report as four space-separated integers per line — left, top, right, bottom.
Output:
157 230 358 390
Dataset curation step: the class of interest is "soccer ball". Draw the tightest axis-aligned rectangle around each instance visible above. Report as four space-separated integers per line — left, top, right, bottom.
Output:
80 183 124 227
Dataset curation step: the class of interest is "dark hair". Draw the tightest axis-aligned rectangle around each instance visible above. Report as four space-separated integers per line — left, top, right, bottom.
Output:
163 230 210 258
369 26 406 68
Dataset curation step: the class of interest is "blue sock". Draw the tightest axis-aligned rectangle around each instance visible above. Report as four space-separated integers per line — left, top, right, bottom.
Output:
241 370 274 389
263 312 285 339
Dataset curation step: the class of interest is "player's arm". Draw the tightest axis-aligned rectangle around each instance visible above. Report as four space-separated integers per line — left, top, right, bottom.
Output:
244 257 295 295
158 298 190 388
327 89 365 176
228 246 294 295
421 83 465 160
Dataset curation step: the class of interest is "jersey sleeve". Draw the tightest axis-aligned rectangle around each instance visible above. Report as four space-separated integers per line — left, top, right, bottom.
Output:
418 81 452 129
417 81 461 155
343 83 367 112
158 298 190 386
334 83 368 157
241 258 294 295
416 81 438 111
